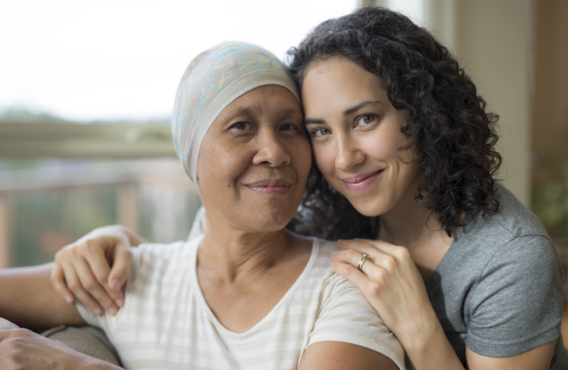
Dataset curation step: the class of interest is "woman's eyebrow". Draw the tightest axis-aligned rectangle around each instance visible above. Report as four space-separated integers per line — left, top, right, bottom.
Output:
304 100 383 125
304 118 325 125
343 100 382 116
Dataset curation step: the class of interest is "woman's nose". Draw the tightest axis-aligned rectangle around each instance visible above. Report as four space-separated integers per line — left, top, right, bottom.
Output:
335 135 365 171
252 131 291 167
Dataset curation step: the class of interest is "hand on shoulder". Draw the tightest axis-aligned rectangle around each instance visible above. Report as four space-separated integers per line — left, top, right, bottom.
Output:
51 225 145 316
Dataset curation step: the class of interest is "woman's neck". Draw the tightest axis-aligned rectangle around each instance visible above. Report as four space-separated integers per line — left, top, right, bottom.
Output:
378 185 456 280
198 213 296 283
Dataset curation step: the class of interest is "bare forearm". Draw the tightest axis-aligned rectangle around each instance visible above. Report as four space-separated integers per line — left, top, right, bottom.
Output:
405 321 465 370
0 263 84 329
404 319 556 370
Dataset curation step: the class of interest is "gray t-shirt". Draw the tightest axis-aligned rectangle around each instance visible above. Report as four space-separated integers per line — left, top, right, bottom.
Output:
426 185 567 368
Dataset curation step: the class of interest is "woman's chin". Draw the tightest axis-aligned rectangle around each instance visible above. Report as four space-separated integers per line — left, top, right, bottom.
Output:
229 207 296 234
347 196 389 218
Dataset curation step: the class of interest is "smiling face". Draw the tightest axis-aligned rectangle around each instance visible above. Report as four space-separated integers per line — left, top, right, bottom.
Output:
302 57 420 218
197 85 311 233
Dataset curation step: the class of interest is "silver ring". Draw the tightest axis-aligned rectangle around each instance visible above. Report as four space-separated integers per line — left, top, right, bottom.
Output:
357 253 369 272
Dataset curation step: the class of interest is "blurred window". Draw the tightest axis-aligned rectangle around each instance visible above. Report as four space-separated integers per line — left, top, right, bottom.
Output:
0 0 357 267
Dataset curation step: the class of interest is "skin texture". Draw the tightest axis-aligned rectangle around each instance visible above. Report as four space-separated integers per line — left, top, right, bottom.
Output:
301 57 556 370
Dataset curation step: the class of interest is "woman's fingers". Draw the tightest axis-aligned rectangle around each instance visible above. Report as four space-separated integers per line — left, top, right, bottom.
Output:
336 239 413 270
332 260 369 287
62 263 104 316
52 228 135 315
106 242 133 307
81 240 124 307
74 257 120 316
50 263 75 304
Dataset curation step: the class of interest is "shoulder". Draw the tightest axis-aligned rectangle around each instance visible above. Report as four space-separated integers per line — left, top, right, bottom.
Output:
308 240 406 369
445 185 561 297
315 238 339 259
454 184 554 265
132 239 196 269
452 187 564 356
129 238 197 283
307 238 383 320
490 184 551 240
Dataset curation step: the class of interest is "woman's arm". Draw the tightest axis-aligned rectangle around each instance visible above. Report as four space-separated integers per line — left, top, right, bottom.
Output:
299 342 398 370
50 225 144 316
331 239 558 370
0 263 84 329
0 265 124 369
0 318 122 370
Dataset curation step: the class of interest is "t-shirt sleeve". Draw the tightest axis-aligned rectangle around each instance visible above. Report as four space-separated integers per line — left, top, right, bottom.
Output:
466 235 563 357
308 273 406 370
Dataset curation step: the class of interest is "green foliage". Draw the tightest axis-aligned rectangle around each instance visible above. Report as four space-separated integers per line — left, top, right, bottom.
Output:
533 163 568 239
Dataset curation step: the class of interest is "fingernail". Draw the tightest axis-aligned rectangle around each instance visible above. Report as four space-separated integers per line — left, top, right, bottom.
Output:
108 307 117 316
93 307 102 316
65 295 73 304
115 299 123 307
111 279 121 290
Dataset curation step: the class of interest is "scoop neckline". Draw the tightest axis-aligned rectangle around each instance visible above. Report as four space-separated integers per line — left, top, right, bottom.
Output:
189 235 321 337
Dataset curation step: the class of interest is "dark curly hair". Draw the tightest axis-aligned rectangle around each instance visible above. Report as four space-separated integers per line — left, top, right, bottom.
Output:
286 7 501 239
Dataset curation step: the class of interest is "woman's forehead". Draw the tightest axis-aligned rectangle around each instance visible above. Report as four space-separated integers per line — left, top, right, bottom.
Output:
215 85 302 122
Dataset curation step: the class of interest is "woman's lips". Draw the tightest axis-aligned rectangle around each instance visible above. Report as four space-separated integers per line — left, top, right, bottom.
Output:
245 179 292 194
341 170 384 193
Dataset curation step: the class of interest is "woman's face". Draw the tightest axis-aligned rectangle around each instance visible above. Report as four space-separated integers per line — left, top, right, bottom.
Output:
302 57 420 217
197 85 311 233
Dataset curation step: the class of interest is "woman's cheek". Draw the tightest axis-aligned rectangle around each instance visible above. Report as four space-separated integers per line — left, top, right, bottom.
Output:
312 142 335 178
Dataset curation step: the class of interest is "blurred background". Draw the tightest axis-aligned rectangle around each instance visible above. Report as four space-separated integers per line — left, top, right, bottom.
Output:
0 0 566 276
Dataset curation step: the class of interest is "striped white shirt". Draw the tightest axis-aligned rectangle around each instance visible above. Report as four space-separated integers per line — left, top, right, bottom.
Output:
77 237 405 370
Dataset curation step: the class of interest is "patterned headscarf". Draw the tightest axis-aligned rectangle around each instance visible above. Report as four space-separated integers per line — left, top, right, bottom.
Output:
171 41 300 183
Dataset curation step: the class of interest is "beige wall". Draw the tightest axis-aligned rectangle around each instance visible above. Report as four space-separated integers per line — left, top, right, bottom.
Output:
531 0 568 183
425 0 532 206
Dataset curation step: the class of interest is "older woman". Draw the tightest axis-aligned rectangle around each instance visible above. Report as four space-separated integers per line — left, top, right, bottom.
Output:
0 42 404 369
53 7 567 370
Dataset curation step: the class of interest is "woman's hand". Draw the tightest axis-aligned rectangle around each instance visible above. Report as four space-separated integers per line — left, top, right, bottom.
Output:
330 239 439 352
0 318 122 370
50 225 145 316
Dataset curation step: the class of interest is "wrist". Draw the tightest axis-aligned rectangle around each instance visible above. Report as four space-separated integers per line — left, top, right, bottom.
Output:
394 302 440 352
403 320 465 370
400 311 442 355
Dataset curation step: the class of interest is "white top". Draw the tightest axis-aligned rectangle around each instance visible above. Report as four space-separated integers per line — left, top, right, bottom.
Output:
77 237 405 370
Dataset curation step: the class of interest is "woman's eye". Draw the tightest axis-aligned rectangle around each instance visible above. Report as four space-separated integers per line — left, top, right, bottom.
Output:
357 115 376 126
311 128 332 137
280 124 297 132
231 122 252 131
